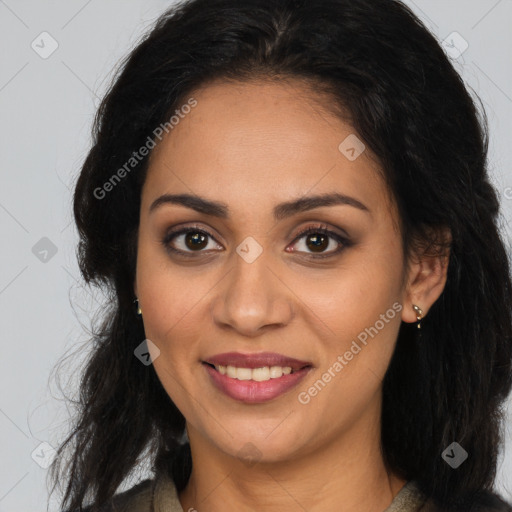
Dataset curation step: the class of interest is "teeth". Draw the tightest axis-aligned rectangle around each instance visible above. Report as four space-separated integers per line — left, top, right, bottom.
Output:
217 365 294 381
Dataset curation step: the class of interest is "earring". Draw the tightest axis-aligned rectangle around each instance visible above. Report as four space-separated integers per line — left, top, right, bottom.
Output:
412 304 423 329
134 298 142 316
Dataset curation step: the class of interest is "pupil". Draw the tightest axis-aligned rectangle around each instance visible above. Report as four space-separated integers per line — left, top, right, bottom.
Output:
306 233 327 252
185 232 207 250
182 232 329 252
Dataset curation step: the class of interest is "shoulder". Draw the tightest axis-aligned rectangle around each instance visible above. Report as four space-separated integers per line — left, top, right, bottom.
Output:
76 477 155 512
69 471 184 512
455 491 512 512
414 484 512 512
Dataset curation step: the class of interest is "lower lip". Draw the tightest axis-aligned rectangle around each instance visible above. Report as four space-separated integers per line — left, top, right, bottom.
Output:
203 363 312 404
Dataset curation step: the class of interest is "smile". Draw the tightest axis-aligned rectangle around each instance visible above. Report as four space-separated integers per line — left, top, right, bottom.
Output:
210 364 298 381
202 357 313 404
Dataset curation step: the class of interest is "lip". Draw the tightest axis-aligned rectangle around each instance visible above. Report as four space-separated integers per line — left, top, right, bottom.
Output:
203 364 312 403
202 352 313 404
203 351 312 371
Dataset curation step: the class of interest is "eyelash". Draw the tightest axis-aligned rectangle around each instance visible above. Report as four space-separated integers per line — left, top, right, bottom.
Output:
161 223 351 260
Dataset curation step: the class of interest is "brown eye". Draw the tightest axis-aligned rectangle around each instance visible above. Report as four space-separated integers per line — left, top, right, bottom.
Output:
305 233 329 252
289 225 350 258
161 226 223 256
184 231 208 250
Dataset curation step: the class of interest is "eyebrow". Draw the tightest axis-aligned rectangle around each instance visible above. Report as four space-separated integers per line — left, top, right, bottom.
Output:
149 192 370 219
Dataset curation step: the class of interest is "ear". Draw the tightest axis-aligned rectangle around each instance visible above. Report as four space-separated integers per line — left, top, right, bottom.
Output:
401 226 452 324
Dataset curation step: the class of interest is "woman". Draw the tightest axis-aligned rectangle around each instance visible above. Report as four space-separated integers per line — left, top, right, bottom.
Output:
50 0 512 510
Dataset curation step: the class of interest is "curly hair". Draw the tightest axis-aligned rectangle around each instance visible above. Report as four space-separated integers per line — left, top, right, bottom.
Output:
48 0 512 510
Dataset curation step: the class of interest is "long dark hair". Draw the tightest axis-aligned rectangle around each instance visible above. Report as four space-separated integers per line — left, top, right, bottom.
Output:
48 0 512 510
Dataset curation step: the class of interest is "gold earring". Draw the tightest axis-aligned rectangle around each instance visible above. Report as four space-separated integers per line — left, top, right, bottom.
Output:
412 304 423 329
134 298 142 316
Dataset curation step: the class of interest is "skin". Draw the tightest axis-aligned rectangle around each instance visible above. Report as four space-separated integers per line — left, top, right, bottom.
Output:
134 78 450 512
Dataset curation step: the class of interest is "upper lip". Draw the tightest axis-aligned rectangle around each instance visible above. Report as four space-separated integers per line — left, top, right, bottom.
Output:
203 352 312 370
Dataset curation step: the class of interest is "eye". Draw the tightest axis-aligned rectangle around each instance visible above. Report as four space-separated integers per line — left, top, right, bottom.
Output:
161 223 351 259
287 224 351 258
161 224 223 256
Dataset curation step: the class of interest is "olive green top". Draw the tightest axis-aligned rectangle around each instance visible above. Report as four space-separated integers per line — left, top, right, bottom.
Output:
98 472 431 511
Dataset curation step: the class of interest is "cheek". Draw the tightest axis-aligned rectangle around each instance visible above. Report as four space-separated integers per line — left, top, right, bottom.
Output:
138 270 206 417
136 242 213 342
295 248 403 409
297 302 401 437
302 250 403 341
139 283 206 367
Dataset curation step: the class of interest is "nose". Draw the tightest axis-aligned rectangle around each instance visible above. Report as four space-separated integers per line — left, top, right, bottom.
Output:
210 247 294 337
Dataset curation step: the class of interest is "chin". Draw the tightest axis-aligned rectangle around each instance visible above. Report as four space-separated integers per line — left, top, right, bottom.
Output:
207 425 311 465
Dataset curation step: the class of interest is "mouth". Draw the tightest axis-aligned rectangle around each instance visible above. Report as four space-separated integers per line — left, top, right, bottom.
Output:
201 361 311 381
201 352 313 403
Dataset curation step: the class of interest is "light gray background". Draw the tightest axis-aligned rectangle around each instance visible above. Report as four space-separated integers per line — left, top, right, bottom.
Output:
0 1 511 510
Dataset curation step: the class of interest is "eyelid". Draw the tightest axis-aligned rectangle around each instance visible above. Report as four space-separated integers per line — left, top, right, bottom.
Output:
287 223 351 258
290 223 350 243
161 223 222 254
161 222 351 257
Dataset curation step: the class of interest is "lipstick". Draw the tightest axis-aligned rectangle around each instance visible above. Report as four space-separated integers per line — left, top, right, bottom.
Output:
202 352 313 404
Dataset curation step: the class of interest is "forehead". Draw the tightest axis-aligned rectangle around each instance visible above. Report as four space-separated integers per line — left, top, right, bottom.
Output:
143 79 395 221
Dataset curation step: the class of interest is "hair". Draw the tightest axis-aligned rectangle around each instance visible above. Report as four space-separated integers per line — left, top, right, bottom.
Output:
48 0 512 510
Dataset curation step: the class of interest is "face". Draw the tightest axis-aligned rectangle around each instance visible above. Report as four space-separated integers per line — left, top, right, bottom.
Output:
135 79 412 465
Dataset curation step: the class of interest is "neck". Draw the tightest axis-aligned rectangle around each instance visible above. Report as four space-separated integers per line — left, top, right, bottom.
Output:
178 401 407 512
